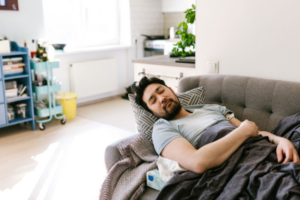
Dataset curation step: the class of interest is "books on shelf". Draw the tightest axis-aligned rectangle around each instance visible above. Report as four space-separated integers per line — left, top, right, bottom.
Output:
3 63 25 69
5 80 17 89
3 61 23 65
6 88 18 98
2 57 23 62
19 86 27 96
3 68 24 75
5 85 27 100
17 84 23 93
2 57 25 76
6 94 28 101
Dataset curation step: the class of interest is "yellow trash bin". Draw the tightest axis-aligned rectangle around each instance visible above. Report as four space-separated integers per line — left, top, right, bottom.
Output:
56 92 77 120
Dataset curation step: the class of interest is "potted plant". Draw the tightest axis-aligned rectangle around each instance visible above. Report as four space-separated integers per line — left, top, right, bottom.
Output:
0 36 10 54
171 4 196 57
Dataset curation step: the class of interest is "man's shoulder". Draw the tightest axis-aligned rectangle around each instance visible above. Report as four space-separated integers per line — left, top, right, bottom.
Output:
183 104 207 110
154 118 170 127
153 119 178 134
184 104 221 110
153 119 174 140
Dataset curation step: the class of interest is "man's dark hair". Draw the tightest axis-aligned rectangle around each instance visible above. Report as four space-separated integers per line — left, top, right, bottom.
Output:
131 76 167 113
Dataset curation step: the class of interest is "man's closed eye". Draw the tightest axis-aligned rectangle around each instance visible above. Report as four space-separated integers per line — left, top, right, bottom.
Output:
151 98 156 104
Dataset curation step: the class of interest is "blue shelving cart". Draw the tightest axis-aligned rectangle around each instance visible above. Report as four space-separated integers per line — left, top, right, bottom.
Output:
0 41 35 130
30 60 66 130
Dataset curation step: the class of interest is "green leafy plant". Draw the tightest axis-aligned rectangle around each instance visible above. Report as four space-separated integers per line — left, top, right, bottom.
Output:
0 36 8 41
171 4 196 57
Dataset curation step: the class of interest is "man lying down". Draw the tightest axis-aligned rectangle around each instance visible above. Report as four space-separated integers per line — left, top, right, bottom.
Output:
131 76 300 199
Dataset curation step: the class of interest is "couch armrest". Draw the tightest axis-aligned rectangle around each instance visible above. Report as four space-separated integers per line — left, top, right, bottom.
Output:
105 134 139 171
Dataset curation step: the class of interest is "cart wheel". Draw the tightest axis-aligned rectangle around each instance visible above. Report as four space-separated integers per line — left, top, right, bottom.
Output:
61 119 66 125
39 123 45 130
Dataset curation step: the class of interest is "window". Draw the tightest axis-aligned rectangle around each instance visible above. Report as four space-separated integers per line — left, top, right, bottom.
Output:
42 0 120 48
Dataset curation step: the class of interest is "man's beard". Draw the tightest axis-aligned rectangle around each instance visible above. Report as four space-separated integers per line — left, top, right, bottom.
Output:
155 98 182 120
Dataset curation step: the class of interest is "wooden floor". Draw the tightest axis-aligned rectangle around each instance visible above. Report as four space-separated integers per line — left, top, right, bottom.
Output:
0 98 136 200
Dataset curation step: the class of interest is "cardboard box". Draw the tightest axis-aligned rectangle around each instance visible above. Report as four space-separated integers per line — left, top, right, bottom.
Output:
0 40 11 54
146 169 166 191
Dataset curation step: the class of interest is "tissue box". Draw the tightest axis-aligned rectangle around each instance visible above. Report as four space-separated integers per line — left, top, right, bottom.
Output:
146 169 166 191
0 40 11 54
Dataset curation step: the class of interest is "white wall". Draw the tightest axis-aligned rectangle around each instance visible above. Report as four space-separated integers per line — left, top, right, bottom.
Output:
163 13 185 38
130 0 163 59
162 0 195 13
0 0 46 46
196 0 300 83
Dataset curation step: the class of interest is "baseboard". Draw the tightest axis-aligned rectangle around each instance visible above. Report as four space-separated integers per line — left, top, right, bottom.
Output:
77 94 125 107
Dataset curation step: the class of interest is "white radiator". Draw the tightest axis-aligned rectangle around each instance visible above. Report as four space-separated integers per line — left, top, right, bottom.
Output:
70 59 118 99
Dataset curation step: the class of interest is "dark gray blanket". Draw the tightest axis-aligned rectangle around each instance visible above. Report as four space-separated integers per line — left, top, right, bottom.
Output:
156 113 300 200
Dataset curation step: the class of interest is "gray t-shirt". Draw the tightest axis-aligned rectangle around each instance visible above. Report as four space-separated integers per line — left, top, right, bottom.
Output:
152 104 234 155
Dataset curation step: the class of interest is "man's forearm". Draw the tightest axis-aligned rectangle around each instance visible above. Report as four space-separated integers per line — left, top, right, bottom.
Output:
229 117 242 127
225 113 241 127
259 131 281 145
227 116 280 145
193 126 251 173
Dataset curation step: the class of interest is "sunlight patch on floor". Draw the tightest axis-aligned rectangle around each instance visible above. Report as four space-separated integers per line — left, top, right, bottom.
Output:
0 116 135 200
51 131 106 200
0 142 59 200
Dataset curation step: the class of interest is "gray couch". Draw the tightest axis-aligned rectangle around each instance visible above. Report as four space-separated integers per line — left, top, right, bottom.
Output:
104 74 300 199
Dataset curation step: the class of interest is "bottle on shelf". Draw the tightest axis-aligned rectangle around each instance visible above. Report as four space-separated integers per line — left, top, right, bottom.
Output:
30 39 36 58
42 47 48 62
42 76 47 85
36 44 40 58
36 44 44 59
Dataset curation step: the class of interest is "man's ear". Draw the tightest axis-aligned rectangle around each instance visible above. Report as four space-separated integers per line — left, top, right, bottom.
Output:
169 87 177 96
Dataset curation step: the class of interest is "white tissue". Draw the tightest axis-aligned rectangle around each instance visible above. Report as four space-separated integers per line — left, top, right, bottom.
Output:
156 156 187 183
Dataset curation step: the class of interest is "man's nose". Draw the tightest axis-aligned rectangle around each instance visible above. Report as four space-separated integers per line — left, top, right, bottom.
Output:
160 96 167 104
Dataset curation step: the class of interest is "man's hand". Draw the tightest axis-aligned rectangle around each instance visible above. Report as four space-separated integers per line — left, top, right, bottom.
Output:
259 131 300 164
276 138 300 163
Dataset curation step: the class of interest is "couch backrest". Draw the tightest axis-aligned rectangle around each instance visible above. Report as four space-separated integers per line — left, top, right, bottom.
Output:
178 75 300 132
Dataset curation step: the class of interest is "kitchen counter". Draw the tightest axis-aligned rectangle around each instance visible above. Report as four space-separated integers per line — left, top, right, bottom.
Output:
132 55 195 68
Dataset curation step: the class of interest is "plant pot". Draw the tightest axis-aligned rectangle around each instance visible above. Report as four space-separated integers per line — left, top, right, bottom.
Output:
0 40 11 54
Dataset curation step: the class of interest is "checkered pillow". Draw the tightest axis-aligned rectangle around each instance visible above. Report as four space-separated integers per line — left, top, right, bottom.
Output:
128 87 205 142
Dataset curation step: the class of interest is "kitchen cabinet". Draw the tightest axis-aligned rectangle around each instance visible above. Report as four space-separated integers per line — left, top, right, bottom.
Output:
133 56 196 93
162 0 196 13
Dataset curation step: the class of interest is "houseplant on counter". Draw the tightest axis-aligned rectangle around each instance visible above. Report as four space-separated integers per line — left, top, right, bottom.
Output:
170 4 196 57
0 36 11 54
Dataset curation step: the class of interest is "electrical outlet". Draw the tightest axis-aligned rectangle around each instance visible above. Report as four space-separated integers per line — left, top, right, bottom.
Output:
206 61 219 74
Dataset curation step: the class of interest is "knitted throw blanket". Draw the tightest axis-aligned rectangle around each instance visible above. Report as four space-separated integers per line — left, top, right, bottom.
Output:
100 134 158 200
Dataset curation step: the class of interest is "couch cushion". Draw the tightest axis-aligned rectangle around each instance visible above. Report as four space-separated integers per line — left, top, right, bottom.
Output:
178 75 300 132
138 187 158 200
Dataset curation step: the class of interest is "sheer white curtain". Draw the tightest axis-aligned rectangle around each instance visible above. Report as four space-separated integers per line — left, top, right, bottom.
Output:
42 0 119 48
